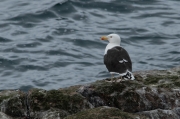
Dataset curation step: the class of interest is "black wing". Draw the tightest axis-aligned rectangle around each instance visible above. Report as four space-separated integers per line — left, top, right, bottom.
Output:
104 46 132 74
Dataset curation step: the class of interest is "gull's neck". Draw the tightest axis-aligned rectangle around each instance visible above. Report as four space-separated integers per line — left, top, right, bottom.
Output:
104 43 120 55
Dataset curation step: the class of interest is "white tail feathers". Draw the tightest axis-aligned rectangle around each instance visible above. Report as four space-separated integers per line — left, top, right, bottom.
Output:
123 71 135 80
110 71 135 80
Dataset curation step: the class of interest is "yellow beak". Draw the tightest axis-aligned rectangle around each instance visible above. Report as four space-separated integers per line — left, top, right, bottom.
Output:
101 36 108 40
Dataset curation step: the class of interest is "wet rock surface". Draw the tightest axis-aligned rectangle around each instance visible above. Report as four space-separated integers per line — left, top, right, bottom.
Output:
0 90 26 118
138 108 180 119
65 106 148 119
0 66 179 119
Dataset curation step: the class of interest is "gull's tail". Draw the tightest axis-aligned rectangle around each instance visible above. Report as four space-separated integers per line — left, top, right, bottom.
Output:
123 71 135 80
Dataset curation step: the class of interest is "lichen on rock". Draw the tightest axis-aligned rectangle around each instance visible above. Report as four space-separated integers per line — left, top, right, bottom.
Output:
77 66 180 118
0 90 26 117
0 66 179 119
28 86 92 118
65 106 148 119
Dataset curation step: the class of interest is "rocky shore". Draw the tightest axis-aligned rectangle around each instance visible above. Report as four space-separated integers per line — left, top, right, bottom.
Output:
0 66 180 119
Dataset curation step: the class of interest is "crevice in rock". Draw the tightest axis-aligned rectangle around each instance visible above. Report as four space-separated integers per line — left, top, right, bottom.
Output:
25 93 31 119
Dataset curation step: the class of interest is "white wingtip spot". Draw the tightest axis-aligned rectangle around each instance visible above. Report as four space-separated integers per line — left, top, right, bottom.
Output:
119 59 128 63
123 59 128 62
119 60 124 63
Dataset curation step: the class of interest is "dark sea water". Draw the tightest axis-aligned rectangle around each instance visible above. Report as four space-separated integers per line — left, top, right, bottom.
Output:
0 0 180 91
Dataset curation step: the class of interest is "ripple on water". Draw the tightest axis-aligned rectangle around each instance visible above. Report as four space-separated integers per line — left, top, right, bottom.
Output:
0 0 180 90
0 37 12 42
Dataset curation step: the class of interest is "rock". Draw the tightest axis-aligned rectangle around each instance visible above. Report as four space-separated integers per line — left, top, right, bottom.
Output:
40 108 69 119
77 66 180 118
0 112 13 119
0 90 27 118
138 108 180 119
28 86 93 118
65 106 149 119
0 66 179 119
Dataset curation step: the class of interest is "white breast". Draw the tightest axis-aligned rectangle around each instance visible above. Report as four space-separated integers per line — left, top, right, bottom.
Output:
104 43 120 55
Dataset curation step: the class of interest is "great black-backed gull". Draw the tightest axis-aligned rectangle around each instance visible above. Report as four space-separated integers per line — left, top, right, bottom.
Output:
101 34 135 82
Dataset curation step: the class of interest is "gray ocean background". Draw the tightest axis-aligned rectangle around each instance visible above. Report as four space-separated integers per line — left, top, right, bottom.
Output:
0 0 180 91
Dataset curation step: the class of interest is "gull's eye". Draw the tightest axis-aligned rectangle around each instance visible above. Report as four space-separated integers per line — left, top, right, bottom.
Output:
110 36 112 38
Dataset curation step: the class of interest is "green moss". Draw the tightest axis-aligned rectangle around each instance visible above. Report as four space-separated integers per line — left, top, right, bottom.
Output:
0 96 10 103
144 75 179 85
158 83 174 88
92 80 143 95
42 108 69 119
174 81 180 87
95 82 126 95
144 75 163 85
45 90 69 110
45 90 84 113
143 74 180 89
134 74 143 82
59 85 81 95
167 72 171 74
168 76 179 82
0 90 24 104
30 89 46 111
177 71 180 74
30 89 86 114
0 91 26 117
5 97 24 117
145 87 152 92
170 75 179 79
110 90 141 113
123 91 140 104
64 106 138 119
124 80 143 89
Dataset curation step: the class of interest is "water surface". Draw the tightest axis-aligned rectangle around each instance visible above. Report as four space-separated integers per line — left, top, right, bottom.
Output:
0 0 180 91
